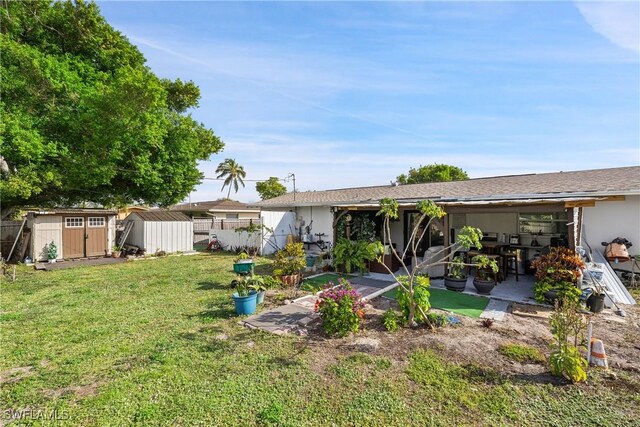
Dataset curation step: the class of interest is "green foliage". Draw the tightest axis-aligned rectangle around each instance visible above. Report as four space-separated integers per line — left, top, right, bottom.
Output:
499 343 545 364
472 255 499 281
377 198 399 220
274 242 306 275
246 275 266 292
534 279 582 304
456 226 483 251
336 214 377 241
315 281 365 337
396 276 431 324
549 298 588 383
0 0 223 213
416 199 445 219
233 276 251 297
446 256 467 279
396 164 469 184
425 312 448 327
257 402 284 425
46 240 57 260
215 159 246 199
255 177 287 200
332 238 380 274
382 309 400 332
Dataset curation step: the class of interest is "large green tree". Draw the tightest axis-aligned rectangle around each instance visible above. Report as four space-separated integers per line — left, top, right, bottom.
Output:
255 177 287 200
0 0 223 218
215 159 246 199
396 164 469 184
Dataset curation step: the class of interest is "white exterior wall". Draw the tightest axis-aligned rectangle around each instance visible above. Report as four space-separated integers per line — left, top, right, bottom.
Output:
143 220 193 253
261 210 296 254
31 215 63 261
124 216 146 249
582 195 640 272
295 206 333 246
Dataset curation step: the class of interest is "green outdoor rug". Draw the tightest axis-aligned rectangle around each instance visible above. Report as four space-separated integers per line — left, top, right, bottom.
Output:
383 287 489 318
300 273 350 292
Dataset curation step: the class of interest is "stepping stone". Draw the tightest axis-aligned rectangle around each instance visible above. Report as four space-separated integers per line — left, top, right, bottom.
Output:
480 299 511 321
243 304 314 333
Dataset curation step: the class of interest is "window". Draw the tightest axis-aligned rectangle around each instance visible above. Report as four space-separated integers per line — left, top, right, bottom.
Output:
88 217 105 227
226 213 239 219
65 217 84 228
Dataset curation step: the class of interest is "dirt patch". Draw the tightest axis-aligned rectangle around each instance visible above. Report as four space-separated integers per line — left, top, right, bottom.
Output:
43 381 102 400
297 297 640 383
0 366 33 385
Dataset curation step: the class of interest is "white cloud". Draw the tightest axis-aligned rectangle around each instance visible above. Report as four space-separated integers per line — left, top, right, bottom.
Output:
576 1 640 53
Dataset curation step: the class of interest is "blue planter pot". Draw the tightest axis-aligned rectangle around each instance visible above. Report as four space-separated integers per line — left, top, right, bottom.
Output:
256 291 266 305
232 291 258 315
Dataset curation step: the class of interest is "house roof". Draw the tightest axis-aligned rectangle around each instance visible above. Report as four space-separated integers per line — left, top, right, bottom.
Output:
170 199 258 213
128 211 192 222
255 166 640 208
30 208 118 215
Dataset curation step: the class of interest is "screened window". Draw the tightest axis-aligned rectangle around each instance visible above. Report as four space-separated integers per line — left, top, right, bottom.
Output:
88 217 105 227
226 213 239 219
65 217 84 228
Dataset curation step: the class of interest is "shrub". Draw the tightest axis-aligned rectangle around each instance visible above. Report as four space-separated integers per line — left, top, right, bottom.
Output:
332 238 381 274
549 298 588 383
499 343 545 364
274 242 306 275
532 247 585 304
315 279 365 337
396 275 430 325
382 309 400 332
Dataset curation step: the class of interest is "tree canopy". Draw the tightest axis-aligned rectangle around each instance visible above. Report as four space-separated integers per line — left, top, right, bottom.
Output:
255 177 287 200
0 0 223 217
215 159 246 199
396 164 469 184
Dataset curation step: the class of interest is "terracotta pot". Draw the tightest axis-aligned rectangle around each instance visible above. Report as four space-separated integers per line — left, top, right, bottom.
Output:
279 273 301 287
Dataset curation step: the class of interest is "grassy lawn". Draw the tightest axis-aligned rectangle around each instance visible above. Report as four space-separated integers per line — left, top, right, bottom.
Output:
1 253 638 426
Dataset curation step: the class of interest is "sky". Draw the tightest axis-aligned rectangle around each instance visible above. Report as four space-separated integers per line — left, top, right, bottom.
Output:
97 1 640 203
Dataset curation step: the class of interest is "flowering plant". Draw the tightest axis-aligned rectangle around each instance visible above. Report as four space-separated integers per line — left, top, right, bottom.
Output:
314 279 365 337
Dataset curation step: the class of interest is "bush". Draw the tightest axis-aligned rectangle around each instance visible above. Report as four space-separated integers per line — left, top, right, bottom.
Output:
396 275 430 325
274 242 306 275
549 298 588 383
382 309 400 332
532 247 585 304
315 279 365 337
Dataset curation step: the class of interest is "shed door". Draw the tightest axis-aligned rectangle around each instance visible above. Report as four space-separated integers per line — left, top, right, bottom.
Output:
63 217 85 258
86 217 108 257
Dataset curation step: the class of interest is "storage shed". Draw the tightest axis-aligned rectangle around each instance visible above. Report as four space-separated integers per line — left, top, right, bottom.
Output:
124 211 193 253
26 209 118 261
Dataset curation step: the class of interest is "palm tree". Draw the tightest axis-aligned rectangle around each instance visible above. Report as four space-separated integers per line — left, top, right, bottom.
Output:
215 158 246 199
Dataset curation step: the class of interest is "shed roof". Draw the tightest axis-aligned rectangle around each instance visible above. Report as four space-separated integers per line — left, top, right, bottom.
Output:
30 208 118 215
170 199 257 212
255 166 640 208
129 211 191 222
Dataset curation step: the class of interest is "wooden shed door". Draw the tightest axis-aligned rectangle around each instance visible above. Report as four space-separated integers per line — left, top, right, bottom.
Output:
63 217 85 258
86 217 108 257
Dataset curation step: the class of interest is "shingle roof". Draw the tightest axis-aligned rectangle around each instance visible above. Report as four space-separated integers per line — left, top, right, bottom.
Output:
255 166 640 208
170 199 255 212
129 211 191 222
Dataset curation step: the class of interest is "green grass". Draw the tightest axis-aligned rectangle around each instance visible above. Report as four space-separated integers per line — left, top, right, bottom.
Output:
499 343 546 364
1 254 638 426
384 287 489 318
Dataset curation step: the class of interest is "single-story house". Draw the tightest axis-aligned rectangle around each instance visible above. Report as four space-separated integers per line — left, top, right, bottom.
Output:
26 209 118 261
255 166 639 304
169 199 260 220
123 211 193 254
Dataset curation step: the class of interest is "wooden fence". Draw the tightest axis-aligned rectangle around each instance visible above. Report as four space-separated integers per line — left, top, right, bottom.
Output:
1 220 25 259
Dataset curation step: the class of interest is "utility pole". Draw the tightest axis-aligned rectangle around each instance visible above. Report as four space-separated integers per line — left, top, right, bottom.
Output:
285 173 296 201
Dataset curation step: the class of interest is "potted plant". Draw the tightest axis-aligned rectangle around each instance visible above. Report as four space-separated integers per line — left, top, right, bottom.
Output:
274 242 306 287
471 255 499 294
444 256 468 292
111 245 123 258
231 276 258 315
233 252 254 275
47 241 58 263
332 238 381 275
246 275 267 304
531 247 585 304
